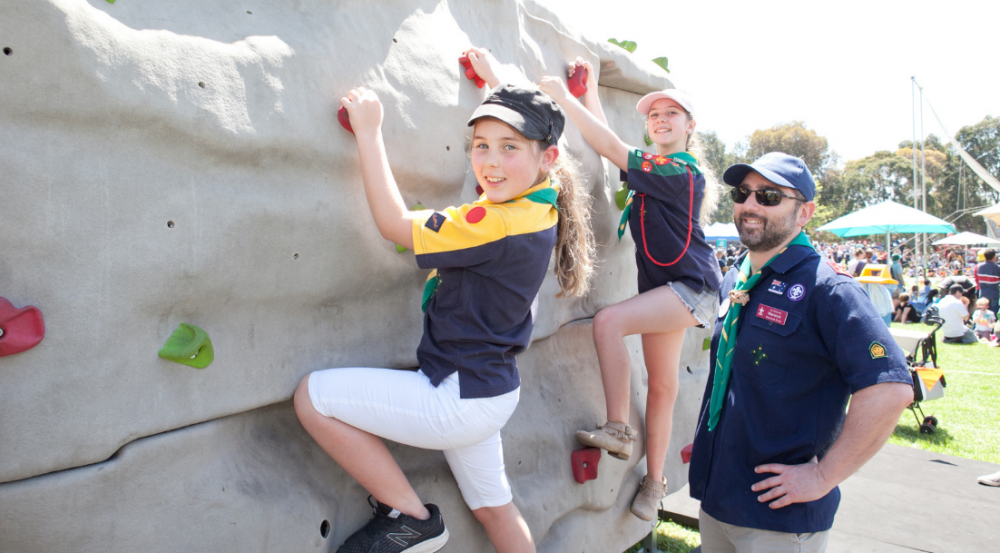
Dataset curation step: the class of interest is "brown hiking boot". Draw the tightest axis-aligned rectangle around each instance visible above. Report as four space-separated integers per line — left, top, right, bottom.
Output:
575 421 636 460
630 475 668 521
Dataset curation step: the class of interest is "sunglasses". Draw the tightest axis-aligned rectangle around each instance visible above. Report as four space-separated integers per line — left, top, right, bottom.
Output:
730 186 804 207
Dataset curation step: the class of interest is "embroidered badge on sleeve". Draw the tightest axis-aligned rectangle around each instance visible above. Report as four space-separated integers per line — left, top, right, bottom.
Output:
869 341 887 359
425 212 446 233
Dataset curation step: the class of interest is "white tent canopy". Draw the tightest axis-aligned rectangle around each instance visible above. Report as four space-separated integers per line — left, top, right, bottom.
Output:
974 204 1000 226
931 231 1000 246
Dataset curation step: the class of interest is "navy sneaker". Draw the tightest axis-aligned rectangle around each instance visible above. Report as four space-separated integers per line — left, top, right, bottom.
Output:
336 497 449 553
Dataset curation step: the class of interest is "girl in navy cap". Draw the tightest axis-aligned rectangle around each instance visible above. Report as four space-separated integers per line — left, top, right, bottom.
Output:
294 49 594 553
541 62 721 520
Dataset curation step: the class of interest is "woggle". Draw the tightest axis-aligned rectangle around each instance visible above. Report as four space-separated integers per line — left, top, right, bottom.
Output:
158 323 214 369
0 297 45 357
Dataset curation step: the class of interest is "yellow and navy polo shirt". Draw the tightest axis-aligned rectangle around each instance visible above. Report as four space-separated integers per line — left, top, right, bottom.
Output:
412 179 559 399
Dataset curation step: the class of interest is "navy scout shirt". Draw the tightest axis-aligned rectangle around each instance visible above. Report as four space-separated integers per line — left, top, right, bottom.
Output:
689 245 911 533
412 180 558 399
622 148 721 294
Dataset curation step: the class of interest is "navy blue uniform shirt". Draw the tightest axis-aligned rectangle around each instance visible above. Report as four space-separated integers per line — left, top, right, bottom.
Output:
413 180 558 399
689 245 911 533
622 149 721 294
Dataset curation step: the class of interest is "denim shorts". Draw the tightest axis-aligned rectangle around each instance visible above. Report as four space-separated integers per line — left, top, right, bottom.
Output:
667 281 719 328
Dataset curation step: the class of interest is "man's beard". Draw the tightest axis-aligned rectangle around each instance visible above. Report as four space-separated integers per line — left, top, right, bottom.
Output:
735 209 799 252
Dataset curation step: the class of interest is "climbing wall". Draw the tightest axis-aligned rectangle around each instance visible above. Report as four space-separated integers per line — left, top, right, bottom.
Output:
0 1 712 551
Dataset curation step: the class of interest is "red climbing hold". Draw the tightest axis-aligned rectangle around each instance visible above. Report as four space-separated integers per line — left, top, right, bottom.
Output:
567 65 588 98
337 106 354 134
0 297 45 357
466 206 486 224
459 55 486 89
571 447 602 484
475 184 485 196
681 443 693 464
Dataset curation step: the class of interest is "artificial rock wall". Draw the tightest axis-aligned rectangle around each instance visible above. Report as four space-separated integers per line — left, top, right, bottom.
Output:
0 1 712 551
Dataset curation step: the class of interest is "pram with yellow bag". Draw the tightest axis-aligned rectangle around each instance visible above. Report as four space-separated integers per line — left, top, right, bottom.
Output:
888 316 947 434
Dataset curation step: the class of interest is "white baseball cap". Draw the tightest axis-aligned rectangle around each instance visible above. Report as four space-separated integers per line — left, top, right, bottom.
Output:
636 89 694 116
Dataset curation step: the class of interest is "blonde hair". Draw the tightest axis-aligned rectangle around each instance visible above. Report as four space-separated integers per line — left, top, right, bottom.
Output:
546 148 595 297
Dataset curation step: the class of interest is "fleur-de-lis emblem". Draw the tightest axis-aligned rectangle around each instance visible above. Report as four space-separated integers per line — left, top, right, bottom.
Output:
752 345 768 365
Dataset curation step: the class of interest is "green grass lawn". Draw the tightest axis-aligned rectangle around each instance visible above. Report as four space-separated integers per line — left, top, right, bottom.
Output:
887 321 1000 463
624 520 701 553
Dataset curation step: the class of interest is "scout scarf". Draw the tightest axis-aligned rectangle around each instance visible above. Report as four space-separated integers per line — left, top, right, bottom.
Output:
618 152 700 268
707 231 814 431
421 180 559 312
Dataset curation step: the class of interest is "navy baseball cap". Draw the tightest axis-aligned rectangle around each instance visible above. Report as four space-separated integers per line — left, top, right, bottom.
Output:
722 152 816 202
468 84 565 146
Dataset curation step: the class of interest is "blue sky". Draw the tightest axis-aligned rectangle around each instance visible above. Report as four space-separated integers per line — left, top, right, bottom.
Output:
539 0 1000 164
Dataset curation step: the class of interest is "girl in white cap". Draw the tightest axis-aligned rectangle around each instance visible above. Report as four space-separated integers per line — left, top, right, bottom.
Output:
541 62 721 520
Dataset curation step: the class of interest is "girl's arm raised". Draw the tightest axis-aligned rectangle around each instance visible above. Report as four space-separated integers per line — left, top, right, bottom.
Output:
342 87 417 250
464 47 503 90
539 63 630 171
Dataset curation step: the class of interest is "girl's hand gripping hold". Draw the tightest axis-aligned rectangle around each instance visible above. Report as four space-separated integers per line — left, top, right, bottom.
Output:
340 87 383 138
462 47 502 90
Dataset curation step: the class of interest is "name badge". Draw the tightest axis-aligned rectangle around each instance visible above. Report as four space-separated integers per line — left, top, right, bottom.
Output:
755 304 788 325
767 279 787 295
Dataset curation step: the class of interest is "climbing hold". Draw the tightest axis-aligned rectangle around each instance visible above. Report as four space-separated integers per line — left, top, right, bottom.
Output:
615 182 629 210
158 323 214 369
476 184 484 197
395 202 426 253
337 106 354 134
681 443 693 464
458 55 486 89
0 297 45 357
571 447 602 484
568 65 588 98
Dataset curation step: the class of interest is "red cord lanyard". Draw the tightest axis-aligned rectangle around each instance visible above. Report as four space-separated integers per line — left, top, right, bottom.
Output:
638 164 694 267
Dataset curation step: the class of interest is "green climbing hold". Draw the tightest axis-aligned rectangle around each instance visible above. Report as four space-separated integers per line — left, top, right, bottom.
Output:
395 202 426 253
158 323 214 369
703 337 712 351
615 182 629 211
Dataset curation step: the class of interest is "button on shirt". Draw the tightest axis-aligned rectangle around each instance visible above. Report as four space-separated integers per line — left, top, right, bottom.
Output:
689 246 911 533
412 180 558 399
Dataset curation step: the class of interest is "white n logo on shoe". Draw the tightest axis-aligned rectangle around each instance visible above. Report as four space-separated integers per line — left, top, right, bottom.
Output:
386 525 420 546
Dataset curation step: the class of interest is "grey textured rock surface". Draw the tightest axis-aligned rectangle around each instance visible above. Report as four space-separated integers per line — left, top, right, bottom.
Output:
0 0 711 551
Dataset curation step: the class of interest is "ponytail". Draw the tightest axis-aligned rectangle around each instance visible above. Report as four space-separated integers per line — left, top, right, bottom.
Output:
548 152 595 298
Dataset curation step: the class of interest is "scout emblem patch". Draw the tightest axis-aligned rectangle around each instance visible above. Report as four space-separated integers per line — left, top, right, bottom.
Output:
787 284 806 301
767 279 787 295
425 212 446 232
869 341 887 359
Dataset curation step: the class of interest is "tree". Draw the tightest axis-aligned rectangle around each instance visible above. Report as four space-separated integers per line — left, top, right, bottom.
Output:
698 131 734 223
746 121 835 176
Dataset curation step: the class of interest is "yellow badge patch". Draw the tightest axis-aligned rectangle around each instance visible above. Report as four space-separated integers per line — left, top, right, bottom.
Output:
869 341 887 360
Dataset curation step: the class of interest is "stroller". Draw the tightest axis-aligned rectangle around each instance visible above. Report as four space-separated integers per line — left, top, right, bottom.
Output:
888 316 947 434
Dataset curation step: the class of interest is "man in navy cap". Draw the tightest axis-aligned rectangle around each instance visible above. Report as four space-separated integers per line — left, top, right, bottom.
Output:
688 152 914 552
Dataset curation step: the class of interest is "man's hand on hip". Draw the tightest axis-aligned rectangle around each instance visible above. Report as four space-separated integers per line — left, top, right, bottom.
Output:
751 456 833 509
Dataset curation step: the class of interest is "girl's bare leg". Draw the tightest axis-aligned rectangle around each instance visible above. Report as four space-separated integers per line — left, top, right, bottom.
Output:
641 329 686 482
592 286 698 424
473 502 535 553
293 378 430 520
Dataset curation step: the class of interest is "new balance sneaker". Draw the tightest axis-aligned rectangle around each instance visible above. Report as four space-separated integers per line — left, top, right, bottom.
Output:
336 496 449 553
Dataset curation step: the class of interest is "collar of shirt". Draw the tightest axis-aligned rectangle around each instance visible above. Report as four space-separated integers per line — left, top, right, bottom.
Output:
733 242 816 278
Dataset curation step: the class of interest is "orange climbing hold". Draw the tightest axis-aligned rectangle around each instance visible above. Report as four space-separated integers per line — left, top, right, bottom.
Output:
571 447 602 484
0 297 45 357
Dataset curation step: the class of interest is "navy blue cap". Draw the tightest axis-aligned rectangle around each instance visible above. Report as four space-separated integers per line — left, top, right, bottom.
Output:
468 83 565 146
722 152 815 201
